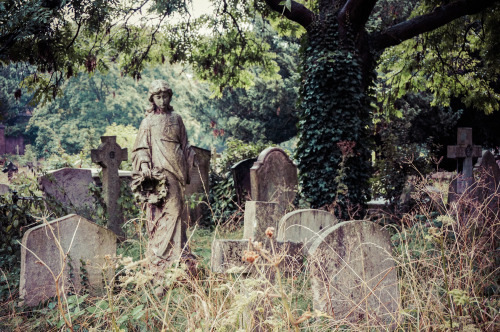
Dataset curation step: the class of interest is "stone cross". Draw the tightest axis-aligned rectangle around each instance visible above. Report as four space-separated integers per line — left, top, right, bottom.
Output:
447 128 481 195
91 136 128 238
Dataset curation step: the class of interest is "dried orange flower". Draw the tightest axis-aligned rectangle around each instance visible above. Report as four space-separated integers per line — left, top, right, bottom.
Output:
242 250 259 264
265 227 275 238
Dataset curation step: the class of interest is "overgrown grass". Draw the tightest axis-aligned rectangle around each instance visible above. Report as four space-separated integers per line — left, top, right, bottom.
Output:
0 174 498 331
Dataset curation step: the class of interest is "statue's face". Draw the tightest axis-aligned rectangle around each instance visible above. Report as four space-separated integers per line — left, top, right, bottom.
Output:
152 91 171 111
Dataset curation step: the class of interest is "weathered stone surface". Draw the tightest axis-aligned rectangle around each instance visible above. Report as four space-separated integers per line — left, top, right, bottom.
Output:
308 220 400 323
243 201 281 243
476 150 500 213
39 168 95 217
91 136 128 238
232 158 257 205
20 214 117 307
211 238 303 275
447 128 482 199
250 147 297 211
0 183 9 195
185 146 211 224
277 209 338 247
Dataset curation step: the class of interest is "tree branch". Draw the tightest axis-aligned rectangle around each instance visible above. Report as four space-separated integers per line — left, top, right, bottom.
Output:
264 0 315 29
372 0 500 51
338 0 378 36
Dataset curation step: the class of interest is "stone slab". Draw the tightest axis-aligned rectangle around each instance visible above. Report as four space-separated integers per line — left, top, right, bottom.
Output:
277 209 338 248
308 220 400 323
20 214 117 306
0 183 9 195
185 146 211 224
250 147 297 211
243 201 282 243
232 158 257 205
39 168 95 217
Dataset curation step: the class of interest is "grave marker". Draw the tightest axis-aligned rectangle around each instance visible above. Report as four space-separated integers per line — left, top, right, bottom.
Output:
232 158 257 205
39 168 95 218
0 183 9 195
277 209 338 247
91 136 128 238
250 147 297 212
308 220 400 324
447 128 482 198
185 146 211 224
19 214 117 306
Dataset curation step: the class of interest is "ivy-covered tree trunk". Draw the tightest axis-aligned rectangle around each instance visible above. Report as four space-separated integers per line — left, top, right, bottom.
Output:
296 9 374 216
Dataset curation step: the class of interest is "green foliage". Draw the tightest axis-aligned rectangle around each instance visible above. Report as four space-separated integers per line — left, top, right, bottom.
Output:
296 13 373 217
192 22 301 145
24 63 219 160
372 93 462 204
0 192 43 271
377 2 500 114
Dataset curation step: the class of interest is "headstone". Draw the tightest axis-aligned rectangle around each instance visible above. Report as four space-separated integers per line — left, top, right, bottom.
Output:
476 150 500 213
232 158 257 205
19 214 117 307
185 146 211 224
447 128 482 200
308 220 399 323
243 201 281 242
250 147 297 212
39 168 95 217
91 136 128 238
0 183 9 195
277 209 338 247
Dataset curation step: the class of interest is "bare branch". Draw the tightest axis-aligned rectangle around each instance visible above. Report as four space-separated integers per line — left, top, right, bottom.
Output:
338 0 378 36
372 0 500 51
264 0 315 29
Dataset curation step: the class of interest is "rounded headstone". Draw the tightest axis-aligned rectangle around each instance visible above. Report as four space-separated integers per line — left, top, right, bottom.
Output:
277 209 338 247
308 220 400 324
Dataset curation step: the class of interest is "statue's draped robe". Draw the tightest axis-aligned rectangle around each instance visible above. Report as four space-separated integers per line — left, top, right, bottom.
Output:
132 110 195 274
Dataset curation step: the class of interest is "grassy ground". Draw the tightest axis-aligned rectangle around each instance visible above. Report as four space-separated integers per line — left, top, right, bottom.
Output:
0 175 498 331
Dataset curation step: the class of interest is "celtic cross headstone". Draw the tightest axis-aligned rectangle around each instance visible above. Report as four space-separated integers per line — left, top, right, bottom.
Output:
91 136 128 238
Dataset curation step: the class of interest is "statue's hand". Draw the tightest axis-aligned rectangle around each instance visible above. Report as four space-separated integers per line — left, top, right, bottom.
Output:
141 163 152 179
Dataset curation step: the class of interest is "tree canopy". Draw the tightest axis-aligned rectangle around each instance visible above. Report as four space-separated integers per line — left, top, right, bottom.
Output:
2 0 500 214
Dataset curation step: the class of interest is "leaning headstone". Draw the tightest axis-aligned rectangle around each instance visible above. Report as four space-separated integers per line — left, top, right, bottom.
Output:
185 146 211 224
19 214 117 307
91 136 128 238
476 150 500 213
0 183 9 195
250 147 298 212
232 158 257 205
39 168 95 218
277 209 338 248
308 220 400 324
447 128 482 202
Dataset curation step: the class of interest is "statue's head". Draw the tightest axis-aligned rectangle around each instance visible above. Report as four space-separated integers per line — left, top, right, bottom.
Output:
148 80 173 103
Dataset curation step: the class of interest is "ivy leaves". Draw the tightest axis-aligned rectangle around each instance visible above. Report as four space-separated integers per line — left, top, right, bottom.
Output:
296 13 373 216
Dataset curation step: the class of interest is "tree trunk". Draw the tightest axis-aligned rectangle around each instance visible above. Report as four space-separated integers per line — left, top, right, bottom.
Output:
295 9 373 217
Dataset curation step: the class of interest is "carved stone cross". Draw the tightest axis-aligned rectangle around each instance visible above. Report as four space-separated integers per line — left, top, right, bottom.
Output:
447 128 482 195
91 136 128 238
